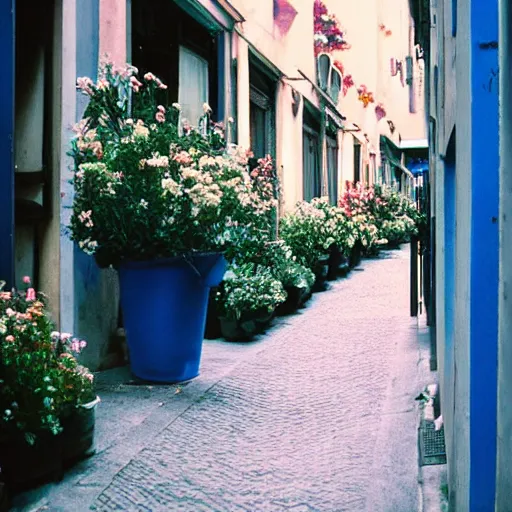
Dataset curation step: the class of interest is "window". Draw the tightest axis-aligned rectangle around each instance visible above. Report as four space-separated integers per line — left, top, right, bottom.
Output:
452 0 457 36
132 0 219 124
353 142 361 185
178 46 209 127
326 136 338 204
303 106 322 201
249 62 276 159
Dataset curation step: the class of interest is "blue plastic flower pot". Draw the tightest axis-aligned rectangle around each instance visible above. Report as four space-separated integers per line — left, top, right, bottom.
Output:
119 253 227 383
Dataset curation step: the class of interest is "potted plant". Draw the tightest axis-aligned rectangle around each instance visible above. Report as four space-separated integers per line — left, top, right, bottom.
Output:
275 260 316 315
0 279 98 490
309 198 357 280
70 64 276 382
280 200 337 290
216 265 287 341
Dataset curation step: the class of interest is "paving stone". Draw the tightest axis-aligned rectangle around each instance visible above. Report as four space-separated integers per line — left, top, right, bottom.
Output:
89 247 421 512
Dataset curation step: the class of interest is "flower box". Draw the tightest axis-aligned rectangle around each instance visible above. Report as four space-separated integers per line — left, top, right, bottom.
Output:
61 396 99 465
0 431 63 491
312 254 330 292
276 285 306 316
219 308 275 341
204 287 222 339
327 244 343 281
0 396 99 492
349 241 363 268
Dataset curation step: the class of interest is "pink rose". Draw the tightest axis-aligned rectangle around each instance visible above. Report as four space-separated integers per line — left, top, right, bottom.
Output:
26 288 36 301
155 111 165 123
23 276 31 284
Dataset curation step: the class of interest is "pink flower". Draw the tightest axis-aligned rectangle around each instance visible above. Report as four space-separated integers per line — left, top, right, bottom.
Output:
26 288 36 301
76 77 94 95
144 72 156 81
157 105 166 113
5 335 14 343
155 111 165 123
155 78 168 90
23 276 31 284
129 76 143 92
79 340 87 349
173 151 193 165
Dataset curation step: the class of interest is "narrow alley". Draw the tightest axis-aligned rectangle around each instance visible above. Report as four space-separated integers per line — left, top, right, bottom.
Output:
14 246 428 512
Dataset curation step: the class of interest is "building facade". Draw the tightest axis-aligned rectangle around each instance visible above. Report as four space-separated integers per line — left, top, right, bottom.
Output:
0 0 425 371
411 0 507 509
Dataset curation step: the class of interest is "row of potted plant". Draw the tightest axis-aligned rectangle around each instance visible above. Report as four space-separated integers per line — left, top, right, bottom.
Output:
204 185 423 342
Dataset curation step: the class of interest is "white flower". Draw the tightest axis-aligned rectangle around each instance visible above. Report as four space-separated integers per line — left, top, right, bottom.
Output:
203 103 212 114
172 102 181 111
162 178 182 196
146 154 169 168
182 168 201 181
140 199 149 209
133 120 149 139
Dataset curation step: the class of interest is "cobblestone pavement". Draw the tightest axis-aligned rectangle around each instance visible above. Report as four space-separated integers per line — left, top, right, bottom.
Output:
89 247 422 512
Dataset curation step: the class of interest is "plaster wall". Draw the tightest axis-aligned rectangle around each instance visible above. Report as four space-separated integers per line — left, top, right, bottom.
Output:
496 0 512 505
72 0 120 371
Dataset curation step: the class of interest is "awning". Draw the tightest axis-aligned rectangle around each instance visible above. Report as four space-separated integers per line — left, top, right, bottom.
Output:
175 0 244 32
400 138 428 149
380 136 413 178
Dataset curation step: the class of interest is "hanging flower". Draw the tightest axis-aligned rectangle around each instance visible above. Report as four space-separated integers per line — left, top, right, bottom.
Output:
343 75 355 96
313 0 350 55
357 85 375 107
333 60 345 75
375 103 387 121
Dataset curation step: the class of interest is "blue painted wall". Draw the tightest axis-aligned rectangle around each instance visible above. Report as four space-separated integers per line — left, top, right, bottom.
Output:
0 1 15 288
469 0 499 508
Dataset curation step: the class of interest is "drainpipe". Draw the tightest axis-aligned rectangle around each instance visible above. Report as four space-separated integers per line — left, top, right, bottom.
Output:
495 0 512 507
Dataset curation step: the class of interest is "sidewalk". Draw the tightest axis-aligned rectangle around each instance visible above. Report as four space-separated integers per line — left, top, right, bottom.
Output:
14 246 431 512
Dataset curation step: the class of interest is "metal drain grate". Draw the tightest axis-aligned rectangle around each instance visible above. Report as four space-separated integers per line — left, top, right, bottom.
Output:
419 420 447 466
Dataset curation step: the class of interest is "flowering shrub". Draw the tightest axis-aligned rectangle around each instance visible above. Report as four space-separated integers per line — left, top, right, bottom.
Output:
215 265 287 320
339 185 382 253
0 278 95 445
279 201 336 271
70 63 276 267
370 185 422 244
340 183 424 250
313 0 350 55
309 198 357 255
247 240 316 292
